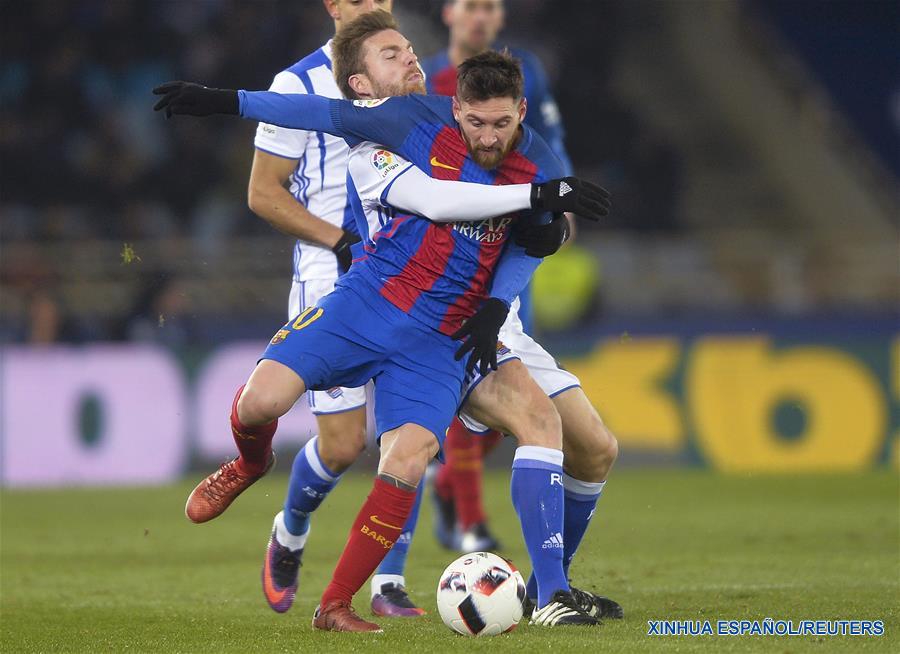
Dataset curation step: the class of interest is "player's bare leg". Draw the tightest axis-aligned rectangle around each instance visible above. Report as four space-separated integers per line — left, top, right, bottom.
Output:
555 387 618 482
314 424 437 632
463 359 562 449
317 410 368 473
237 359 308 425
464 362 596 626
263 407 367 612
185 360 307 523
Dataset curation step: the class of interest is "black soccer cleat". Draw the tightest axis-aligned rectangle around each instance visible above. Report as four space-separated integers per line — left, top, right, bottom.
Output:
524 585 624 620
529 590 599 627
522 594 535 618
570 585 624 619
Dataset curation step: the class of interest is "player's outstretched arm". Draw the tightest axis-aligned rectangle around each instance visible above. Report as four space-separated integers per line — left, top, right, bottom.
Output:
153 82 408 152
152 82 239 116
153 81 340 134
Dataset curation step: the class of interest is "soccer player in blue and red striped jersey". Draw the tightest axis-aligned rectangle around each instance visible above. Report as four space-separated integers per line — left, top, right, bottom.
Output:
154 11 615 631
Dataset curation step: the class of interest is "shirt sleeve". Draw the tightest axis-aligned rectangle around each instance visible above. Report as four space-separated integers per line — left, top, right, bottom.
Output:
348 143 414 209
240 90 340 137
239 91 413 151
349 143 533 223
383 163 532 222
252 72 310 159
521 51 574 176
489 237 542 307
330 97 415 151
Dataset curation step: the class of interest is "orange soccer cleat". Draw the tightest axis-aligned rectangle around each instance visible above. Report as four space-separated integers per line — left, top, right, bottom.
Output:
184 454 275 523
312 600 383 633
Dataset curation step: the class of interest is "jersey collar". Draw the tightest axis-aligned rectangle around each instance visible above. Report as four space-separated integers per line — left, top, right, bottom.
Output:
515 124 533 155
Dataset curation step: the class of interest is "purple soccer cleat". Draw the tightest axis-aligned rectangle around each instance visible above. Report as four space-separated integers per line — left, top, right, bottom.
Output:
261 519 304 613
370 583 426 617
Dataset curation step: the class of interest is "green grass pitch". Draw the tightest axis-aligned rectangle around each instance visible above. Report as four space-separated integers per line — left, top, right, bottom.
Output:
2 469 898 653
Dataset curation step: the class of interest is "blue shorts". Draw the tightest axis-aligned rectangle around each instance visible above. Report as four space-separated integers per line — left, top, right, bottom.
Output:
261 282 464 454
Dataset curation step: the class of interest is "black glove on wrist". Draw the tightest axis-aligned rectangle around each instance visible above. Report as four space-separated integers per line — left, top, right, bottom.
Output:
451 298 510 376
152 81 239 118
530 176 611 221
514 213 571 258
332 230 362 274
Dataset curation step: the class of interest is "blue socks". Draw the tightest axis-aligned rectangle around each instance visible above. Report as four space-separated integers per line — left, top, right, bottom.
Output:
561 474 605 576
283 436 340 537
376 478 423 576
511 446 568 608
526 472 605 600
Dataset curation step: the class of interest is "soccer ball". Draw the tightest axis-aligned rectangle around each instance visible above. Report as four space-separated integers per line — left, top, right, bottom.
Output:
436 551 526 636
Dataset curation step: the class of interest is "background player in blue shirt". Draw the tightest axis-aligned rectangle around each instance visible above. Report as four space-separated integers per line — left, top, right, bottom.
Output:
420 0 579 556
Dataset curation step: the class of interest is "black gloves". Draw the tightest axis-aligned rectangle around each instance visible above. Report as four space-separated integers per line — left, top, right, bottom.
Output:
451 298 510 376
332 230 362 274
515 213 571 258
152 81 239 118
531 177 610 221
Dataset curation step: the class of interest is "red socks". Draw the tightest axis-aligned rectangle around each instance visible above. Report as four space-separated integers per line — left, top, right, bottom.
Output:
441 418 503 529
320 477 417 606
481 429 503 456
434 455 454 503
230 385 277 475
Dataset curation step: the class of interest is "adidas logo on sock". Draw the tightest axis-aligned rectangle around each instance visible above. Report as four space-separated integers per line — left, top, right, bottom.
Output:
301 486 326 499
542 532 564 549
558 181 573 197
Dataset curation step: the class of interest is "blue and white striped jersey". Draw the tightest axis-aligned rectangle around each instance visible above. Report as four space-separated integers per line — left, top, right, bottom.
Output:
253 41 357 283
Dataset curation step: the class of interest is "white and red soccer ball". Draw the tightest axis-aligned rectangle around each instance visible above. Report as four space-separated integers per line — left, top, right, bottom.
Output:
436 552 526 636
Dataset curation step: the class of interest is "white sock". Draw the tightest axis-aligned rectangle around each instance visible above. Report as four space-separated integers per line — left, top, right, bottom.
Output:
371 573 405 598
274 511 309 551
562 473 606 497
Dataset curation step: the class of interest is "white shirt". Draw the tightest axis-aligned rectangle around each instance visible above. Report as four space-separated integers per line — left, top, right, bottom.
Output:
347 142 533 242
254 41 352 282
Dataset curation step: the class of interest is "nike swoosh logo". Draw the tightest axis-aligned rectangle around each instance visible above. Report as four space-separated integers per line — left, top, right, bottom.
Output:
262 542 288 605
370 514 403 530
231 426 257 441
430 156 460 171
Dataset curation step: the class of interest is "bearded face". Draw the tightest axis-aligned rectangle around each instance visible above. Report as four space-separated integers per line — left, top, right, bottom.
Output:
453 95 525 170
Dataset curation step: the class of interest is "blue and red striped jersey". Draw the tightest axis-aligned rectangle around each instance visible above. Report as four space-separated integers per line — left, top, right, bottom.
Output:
421 47 573 175
239 91 565 335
